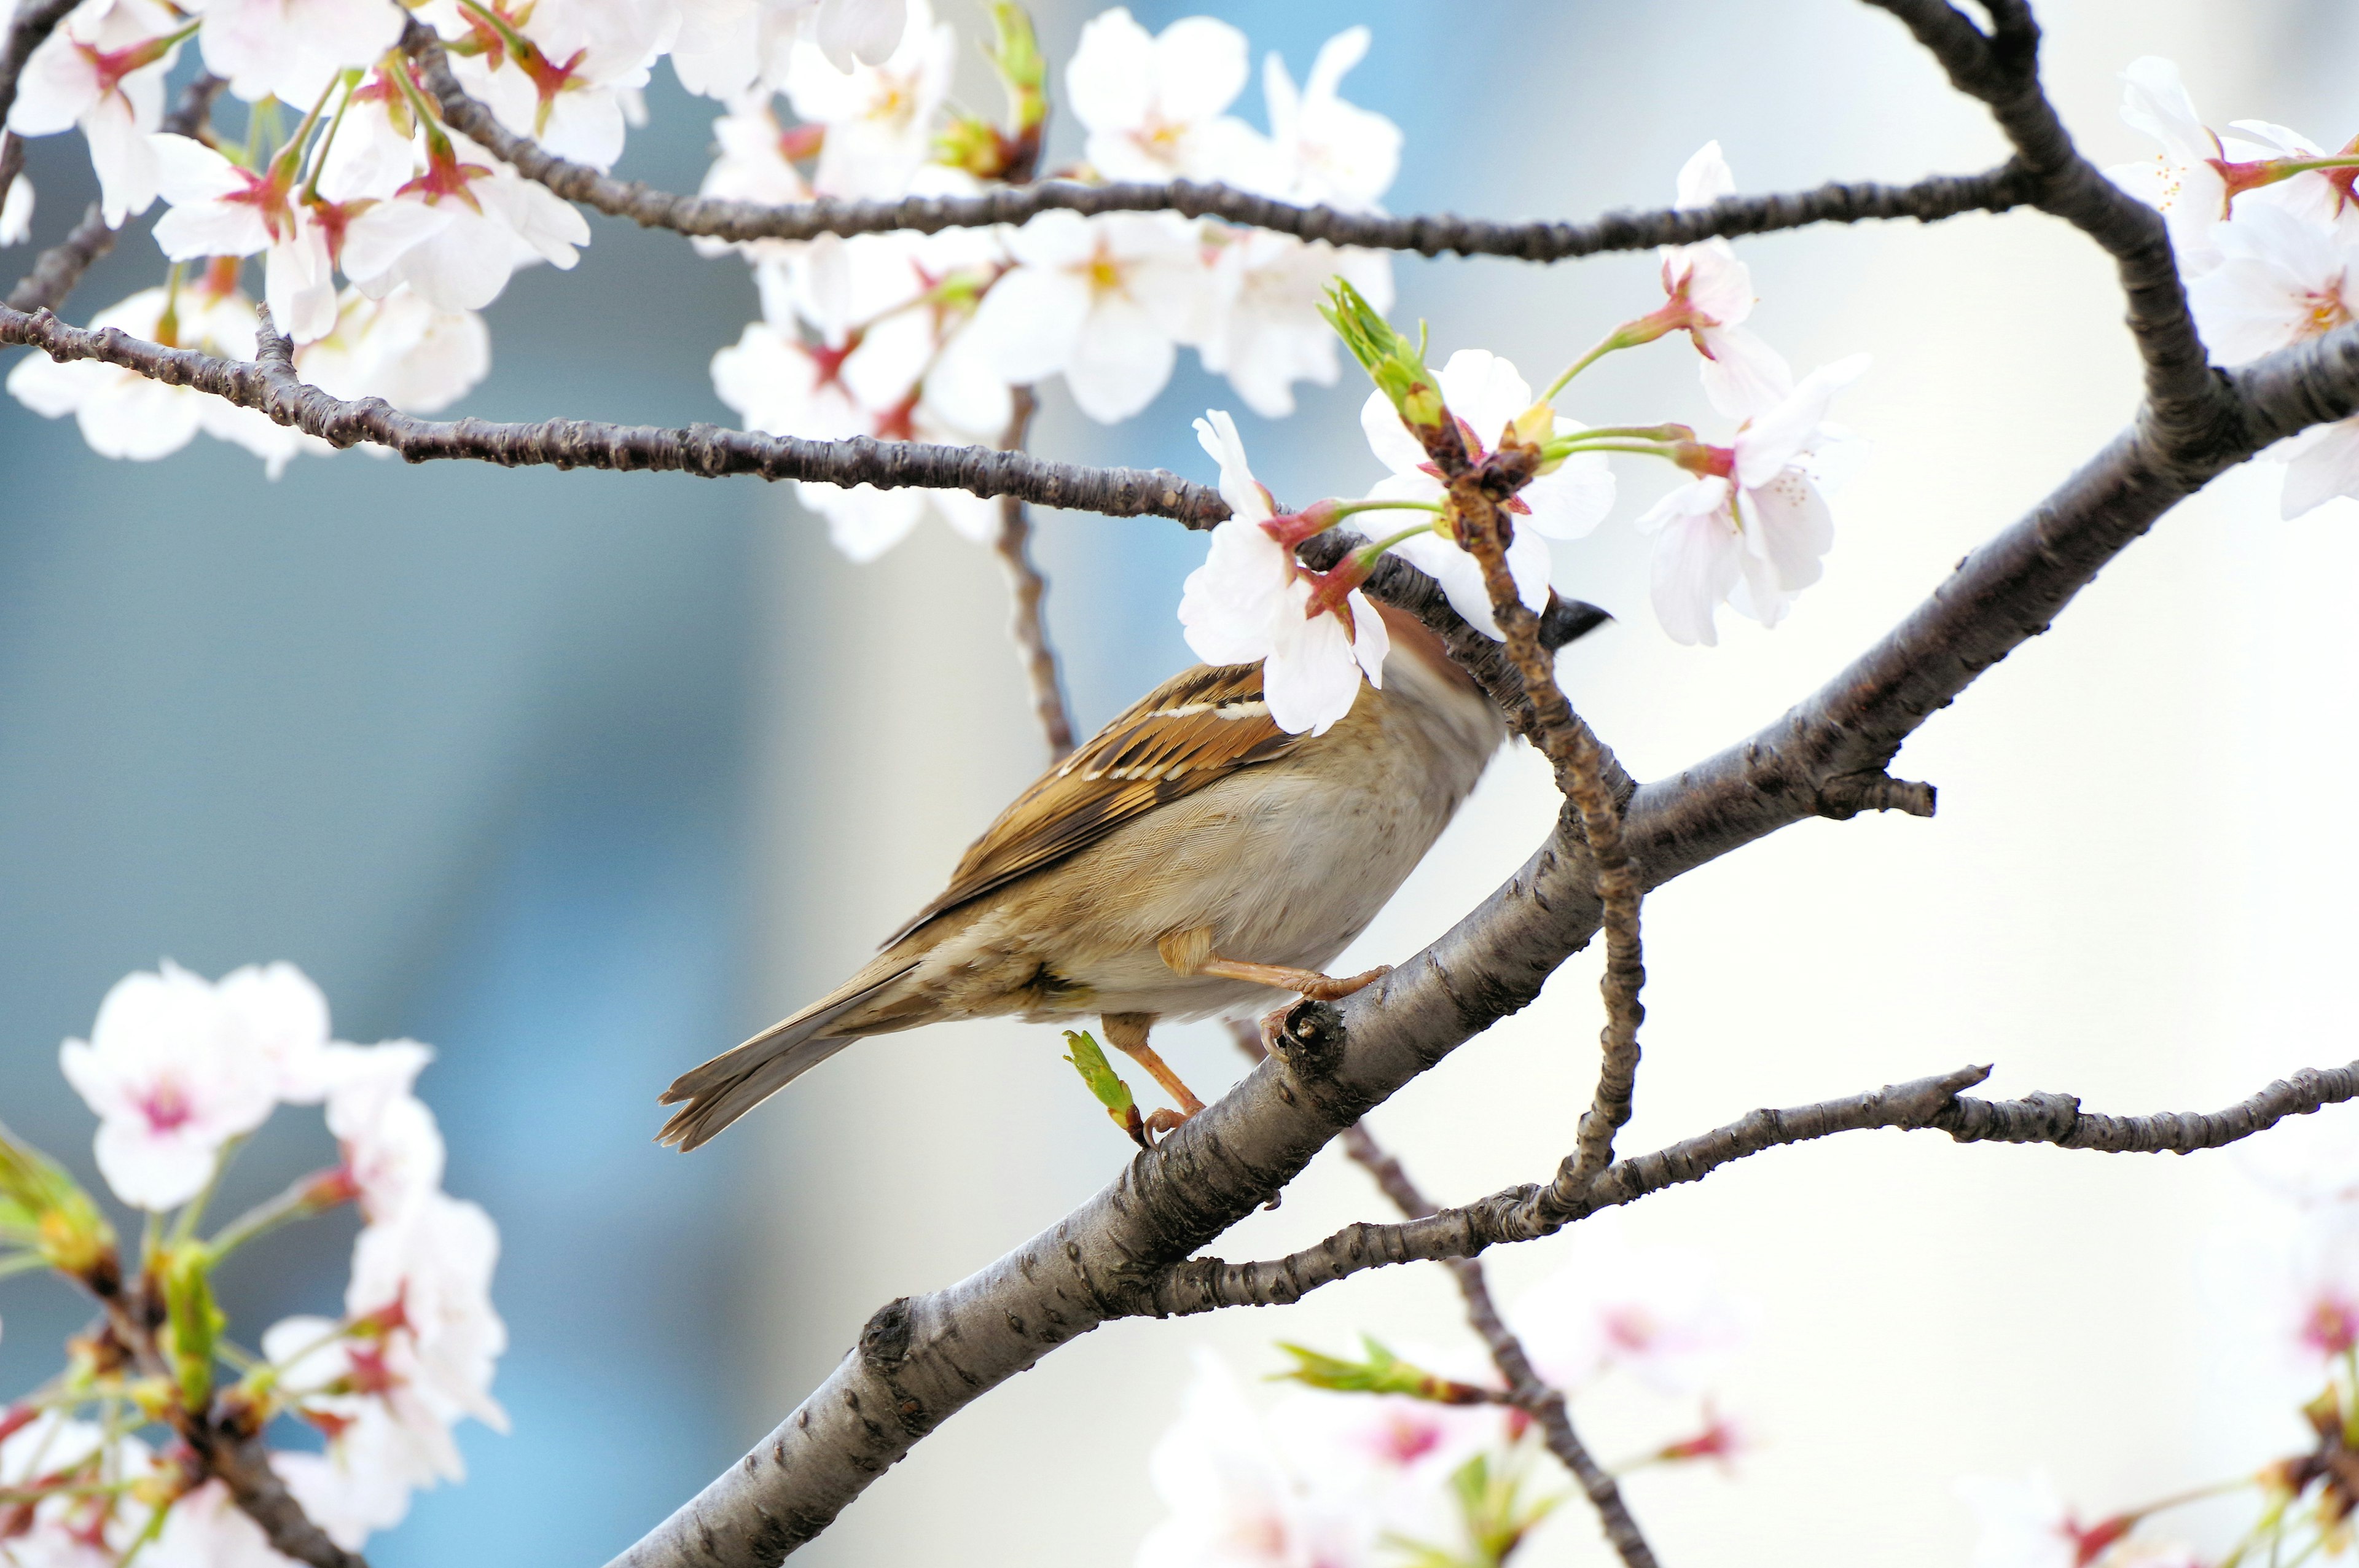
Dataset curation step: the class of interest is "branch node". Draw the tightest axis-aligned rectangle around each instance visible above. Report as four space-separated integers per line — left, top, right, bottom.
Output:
1270 999 1346 1080
1815 771 1938 820
858 1297 913 1370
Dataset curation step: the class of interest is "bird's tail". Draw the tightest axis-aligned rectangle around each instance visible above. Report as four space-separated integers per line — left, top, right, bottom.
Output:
657 958 919 1150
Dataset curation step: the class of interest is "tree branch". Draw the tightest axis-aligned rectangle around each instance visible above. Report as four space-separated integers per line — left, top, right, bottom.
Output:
402 23 2032 262
1335 1125 1659 1568
988 386 1075 761
0 0 75 131
1167 1058 2359 1308
1859 0 2236 467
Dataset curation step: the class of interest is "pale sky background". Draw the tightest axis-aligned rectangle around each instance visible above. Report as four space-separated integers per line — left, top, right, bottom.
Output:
2 1 2357 1566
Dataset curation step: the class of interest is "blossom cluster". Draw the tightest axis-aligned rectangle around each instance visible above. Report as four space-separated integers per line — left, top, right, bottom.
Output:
1178 141 1870 735
0 962 504 1568
1139 1225 1751 1568
705 4 1401 561
2108 58 2359 516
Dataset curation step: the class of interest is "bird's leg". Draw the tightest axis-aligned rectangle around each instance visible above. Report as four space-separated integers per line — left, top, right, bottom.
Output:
1101 1011 1205 1136
1157 927 1392 1002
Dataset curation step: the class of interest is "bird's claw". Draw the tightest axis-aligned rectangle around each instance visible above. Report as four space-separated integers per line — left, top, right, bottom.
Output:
1291 963 1391 1002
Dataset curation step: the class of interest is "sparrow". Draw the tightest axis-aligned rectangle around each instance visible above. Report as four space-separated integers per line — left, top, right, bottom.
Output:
657 596 1600 1150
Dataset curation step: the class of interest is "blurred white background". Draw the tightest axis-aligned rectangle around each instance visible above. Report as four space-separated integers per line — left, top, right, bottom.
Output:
741 0 2359 1563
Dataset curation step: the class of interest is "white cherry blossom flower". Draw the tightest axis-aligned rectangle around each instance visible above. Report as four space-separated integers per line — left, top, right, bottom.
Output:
1065 8 1266 186
338 132 590 312
781 0 950 199
807 0 906 71
0 1414 159 1568
311 75 421 206
7 0 186 227
348 1191 509 1430
434 0 665 172
966 209 1209 423
1637 354 1868 646
2 172 33 245
1178 409 1387 735
1356 348 1614 637
1198 229 1391 418
1267 1364 1504 1549
57 962 278 1211
216 961 335 1103
296 287 491 413
1261 26 1399 209
1508 1222 1751 1394
264 1316 456 1545
192 0 403 108
2186 201 2359 364
1955 1473 2138 1568
148 132 340 343
1138 1352 1374 1568
1659 141 1792 418
146 1479 294 1568
321 1041 445 1222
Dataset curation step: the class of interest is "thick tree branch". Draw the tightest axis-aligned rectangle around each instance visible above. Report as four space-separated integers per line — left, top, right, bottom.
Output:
402 23 2032 262
1336 1125 1658 1568
988 386 1075 761
1860 0 2235 467
1168 1059 2359 1308
181 1427 368 1568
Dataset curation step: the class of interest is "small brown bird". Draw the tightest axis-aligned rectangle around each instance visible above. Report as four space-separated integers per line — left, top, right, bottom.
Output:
659 600 1565 1150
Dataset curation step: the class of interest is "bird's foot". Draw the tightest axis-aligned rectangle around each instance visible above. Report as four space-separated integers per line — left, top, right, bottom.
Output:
1196 956 1393 1002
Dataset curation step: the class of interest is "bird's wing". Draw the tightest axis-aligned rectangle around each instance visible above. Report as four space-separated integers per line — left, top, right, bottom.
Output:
883 661 1305 944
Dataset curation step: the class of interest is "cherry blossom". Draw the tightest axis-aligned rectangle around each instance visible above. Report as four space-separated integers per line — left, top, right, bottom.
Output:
146 1480 295 1568
295 287 491 413
192 0 403 109
1507 1222 1750 1395
1658 141 1793 418
1955 1473 2142 1568
148 131 340 343
348 1191 509 1431
0 1414 157 1568
1199 230 1391 418
1356 348 1615 637
781 0 952 199
321 1042 445 1222
57 962 278 1210
1065 9 1264 186
967 209 1208 423
1635 354 1869 646
1261 26 1399 210
432 0 665 172
264 1316 461 1545
2105 58 2236 266
7 0 186 227
1180 410 1388 735
1267 1364 1504 1550
806 0 909 71
215 961 336 1103
1137 1352 1372 1568
338 131 590 313
2 172 33 246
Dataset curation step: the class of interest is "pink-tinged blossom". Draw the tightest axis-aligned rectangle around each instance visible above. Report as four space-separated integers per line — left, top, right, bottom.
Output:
215 961 335 1104
1508 1222 1751 1395
338 132 590 313
1955 1473 2142 1568
145 1479 296 1568
1261 27 1399 210
1659 141 1792 419
57 962 278 1210
0 1414 158 1568
264 1316 455 1547
1137 1352 1374 1568
191 0 403 108
321 1041 445 1223
1199 230 1391 418
433 0 665 173
2 173 33 245
1636 354 1868 646
1356 348 1614 638
296 287 491 413
147 132 340 343
347 1192 509 1432
311 77 422 206
1065 8 1266 186
781 0 951 199
1178 410 1387 736
1267 1358 1504 1549
966 208 1209 423
7 0 184 227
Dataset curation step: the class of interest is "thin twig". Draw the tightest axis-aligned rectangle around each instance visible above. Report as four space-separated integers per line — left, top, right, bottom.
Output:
1334 1123 1659 1568
401 21 2033 261
1158 1058 2359 1311
990 386 1074 761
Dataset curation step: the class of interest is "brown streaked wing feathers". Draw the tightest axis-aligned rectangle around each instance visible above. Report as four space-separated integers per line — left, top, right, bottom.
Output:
882 662 1301 945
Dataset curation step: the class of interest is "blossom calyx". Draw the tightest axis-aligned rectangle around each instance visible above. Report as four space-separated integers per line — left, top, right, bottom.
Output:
1273 1336 1498 1405
0 1124 117 1281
